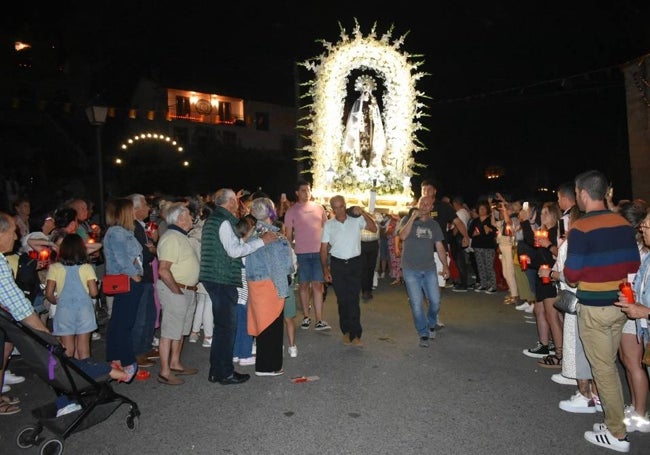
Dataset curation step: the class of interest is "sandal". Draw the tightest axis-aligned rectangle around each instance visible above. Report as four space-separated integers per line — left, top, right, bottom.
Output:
0 401 21 415
538 354 562 369
1 395 20 405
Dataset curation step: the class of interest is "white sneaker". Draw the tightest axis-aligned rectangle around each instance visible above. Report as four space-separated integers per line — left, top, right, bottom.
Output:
624 405 635 418
188 332 199 343
2 384 10 393
91 332 101 341
255 370 284 377
551 373 577 386
152 336 160 347
515 301 533 312
202 337 212 348
625 411 650 433
232 357 240 363
252 340 257 355
288 345 298 358
239 356 256 366
4 370 25 385
56 402 82 417
559 391 597 414
524 303 534 313
584 428 630 453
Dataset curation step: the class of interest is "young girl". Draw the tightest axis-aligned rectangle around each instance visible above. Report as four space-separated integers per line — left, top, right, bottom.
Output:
233 215 257 366
45 233 99 359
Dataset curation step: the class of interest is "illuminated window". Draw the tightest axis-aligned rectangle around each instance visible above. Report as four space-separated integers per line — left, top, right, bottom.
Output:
176 96 191 116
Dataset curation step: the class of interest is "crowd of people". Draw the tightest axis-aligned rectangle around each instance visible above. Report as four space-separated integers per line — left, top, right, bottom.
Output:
1 170 649 453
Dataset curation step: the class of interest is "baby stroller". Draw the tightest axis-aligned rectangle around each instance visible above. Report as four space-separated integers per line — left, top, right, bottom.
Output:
0 308 140 455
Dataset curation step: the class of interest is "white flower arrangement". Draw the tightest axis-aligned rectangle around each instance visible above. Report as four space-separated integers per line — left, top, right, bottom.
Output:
298 19 429 206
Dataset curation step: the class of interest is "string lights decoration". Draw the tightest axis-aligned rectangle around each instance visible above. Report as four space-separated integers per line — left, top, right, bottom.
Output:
115 132 186 165
298 19 429 209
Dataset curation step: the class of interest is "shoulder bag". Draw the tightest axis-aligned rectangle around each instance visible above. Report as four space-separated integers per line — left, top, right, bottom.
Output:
102 274 130 295
554 287 578 314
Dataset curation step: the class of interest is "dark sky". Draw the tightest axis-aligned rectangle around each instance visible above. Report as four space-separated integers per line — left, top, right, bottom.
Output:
6 1 650 202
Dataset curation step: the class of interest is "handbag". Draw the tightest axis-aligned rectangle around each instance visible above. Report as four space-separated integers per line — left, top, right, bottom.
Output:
554 288 578 314
102 274 130 295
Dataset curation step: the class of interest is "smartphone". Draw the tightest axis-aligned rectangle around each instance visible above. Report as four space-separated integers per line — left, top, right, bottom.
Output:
558 219 566 239
522 201 529 211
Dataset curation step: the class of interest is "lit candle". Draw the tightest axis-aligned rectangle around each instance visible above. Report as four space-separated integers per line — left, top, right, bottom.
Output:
540 264 551 284
519 254 530 271
39 249 50 261
534 229 548 247
619 282 635 303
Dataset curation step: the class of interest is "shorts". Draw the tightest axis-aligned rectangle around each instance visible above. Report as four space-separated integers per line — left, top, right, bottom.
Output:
156 282 197 340
297 253 324 283
284 287 297 319
53 299 97 336
622 318 637 335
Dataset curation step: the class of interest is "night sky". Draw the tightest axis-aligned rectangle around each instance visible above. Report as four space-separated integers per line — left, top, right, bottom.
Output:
5 1 650 204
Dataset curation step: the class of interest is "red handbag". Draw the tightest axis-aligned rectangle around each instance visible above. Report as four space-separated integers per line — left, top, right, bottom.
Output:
102 274 130 295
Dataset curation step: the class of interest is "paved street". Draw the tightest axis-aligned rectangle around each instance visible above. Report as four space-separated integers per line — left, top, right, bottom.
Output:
1 278 648 454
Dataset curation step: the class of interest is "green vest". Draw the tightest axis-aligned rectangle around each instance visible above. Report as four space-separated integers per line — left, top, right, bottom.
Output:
199 206 242 286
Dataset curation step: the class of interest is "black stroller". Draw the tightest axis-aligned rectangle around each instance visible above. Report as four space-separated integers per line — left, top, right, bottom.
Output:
0 308 140 455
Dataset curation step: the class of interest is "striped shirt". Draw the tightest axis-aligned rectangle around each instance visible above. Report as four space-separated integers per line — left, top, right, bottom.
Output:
564 210 640 307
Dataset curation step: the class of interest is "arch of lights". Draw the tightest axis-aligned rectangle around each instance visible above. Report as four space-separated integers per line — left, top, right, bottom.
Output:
115 132 188 167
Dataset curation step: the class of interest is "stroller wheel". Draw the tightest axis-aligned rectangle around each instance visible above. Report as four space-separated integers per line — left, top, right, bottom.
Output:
39 437 64 455
126 414 139 431
15 424 40 448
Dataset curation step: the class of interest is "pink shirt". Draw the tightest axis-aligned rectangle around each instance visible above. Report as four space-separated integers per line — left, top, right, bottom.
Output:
284 201 327 254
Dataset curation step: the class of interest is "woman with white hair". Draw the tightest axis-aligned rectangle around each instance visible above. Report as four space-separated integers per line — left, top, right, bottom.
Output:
245 198 294 377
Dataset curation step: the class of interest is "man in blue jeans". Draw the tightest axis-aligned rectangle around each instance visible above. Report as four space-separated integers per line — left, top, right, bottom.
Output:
128 194 159 368
398 195 450 347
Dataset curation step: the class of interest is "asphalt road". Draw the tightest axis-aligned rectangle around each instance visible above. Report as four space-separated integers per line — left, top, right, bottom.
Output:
1 279 648 455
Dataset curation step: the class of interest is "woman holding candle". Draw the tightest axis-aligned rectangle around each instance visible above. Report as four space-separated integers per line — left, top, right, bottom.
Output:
495 200 520 304
533 202 563 367
467 200 498 293
521 201 561 360
613 200 650 432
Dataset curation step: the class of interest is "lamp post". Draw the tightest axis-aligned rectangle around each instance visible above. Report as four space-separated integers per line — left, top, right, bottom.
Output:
86 105 108 227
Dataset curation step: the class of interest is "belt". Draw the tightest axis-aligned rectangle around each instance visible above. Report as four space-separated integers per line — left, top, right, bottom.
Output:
176 283 198 291
330 256 360 264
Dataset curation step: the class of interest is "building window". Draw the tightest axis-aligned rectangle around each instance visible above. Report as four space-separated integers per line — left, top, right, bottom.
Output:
256 112 269 131
218 102 232 122
176 96 191 117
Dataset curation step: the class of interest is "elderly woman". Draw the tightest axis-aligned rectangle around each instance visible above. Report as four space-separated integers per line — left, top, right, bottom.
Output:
103 198 144 368
246 198 294 377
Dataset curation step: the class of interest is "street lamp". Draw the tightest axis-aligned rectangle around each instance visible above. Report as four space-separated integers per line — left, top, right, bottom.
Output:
86 105 108 227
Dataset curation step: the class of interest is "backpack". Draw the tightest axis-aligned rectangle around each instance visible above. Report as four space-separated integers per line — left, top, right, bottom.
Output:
7 253 43 304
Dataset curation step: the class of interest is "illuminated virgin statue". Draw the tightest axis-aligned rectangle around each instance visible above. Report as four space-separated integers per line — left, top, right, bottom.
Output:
342 75 386 168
